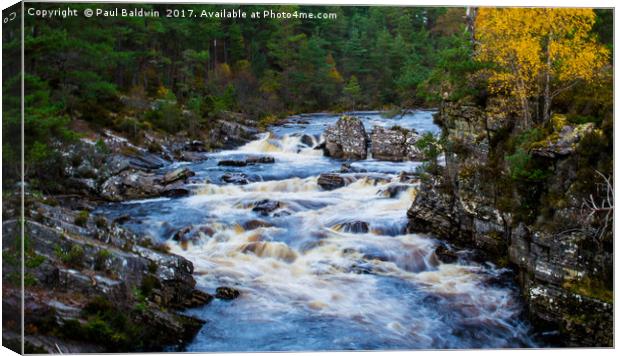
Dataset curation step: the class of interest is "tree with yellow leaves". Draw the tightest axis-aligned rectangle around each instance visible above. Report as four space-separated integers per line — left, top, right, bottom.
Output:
475 8 609 126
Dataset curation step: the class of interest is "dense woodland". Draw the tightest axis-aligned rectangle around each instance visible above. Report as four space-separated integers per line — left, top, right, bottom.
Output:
2 5 614 189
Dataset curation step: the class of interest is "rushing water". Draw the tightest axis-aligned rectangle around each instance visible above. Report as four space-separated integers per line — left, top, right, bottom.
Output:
97 111 535 351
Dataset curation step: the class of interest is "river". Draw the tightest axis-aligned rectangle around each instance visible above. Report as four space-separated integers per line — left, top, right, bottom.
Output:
96 111 535 351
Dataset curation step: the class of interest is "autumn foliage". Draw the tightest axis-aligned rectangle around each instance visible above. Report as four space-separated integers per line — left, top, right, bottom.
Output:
475 8 609 126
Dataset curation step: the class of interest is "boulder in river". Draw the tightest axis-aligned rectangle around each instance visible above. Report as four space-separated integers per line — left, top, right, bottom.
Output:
221 172 250 185
218 159 248 167
317 173 347 191
218 156 275 167
323 116 368 160
370 126 422 161
246 156 275 164
252 200 281 216
434 245 458 264
243 219 273 230
215 287 241 300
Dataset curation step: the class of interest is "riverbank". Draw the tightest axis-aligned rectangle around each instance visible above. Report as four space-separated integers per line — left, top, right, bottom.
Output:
2 111 258 353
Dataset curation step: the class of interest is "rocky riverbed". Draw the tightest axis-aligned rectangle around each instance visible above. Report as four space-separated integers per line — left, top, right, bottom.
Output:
87 111 536 351
10 109 594 352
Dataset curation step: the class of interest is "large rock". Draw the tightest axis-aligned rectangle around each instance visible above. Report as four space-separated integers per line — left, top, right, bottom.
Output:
370 126 422 161
100 168 194 201
532 123 594 158
163 167 195 185
323 116 368 160
251 200 281 216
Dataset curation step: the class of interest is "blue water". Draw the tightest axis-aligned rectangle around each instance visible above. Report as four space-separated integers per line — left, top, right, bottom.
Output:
97 110 535 351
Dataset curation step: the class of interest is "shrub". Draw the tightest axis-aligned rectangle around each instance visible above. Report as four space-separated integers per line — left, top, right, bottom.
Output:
94 216 108 229
506 148 549 182
94 249 111 271
57 244 85 268
74 210 90 227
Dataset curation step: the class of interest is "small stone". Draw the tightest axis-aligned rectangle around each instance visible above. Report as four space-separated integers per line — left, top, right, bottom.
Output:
221 173 250 185
215 286 240 300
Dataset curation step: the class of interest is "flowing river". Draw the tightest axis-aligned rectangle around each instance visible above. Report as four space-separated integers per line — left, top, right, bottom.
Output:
97 111 535 351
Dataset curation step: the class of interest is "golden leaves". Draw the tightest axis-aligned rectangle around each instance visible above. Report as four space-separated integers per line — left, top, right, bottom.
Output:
475 8 608 114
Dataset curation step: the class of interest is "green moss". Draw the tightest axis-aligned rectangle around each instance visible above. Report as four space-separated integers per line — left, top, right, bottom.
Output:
563 276 613 304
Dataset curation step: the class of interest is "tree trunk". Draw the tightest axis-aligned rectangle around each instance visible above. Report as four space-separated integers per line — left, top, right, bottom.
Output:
543 34 552 123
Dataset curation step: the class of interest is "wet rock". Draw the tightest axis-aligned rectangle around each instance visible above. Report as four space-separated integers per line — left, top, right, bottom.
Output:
182 289 214 308
240 241 297 262
172 226 193 241
252 200 281 216
378 184 411 198
300 134 315 147
243 219 273 230
323 116 368 160
215 286 240 300
198 226 216 237
317 173 347 190
350 262 374 274
435 245 458 263
337 221 369 233
162 168 195 185
221 172 250 185
246 156 275 164
218 159 248 167
273 211 292 218
161 185 190 198
113 214 131 224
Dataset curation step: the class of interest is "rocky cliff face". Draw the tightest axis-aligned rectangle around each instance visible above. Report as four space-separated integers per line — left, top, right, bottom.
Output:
407 100 613 347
